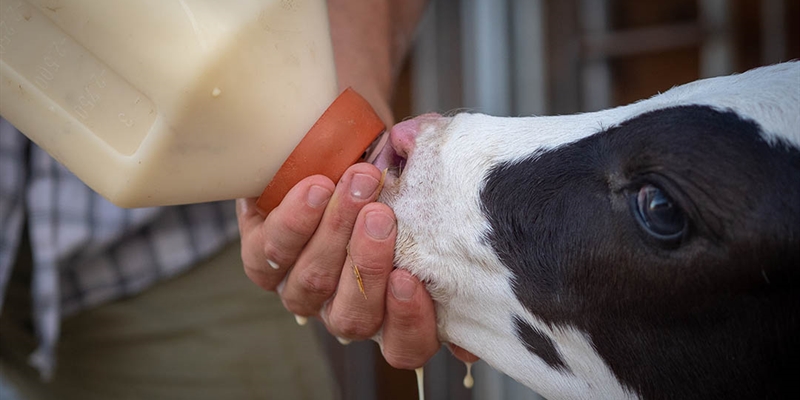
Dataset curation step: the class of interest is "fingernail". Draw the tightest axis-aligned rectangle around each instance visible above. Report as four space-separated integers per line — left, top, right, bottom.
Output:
295 315 308 326
336 336 352 346
391 273 417 302
350 173 379 200
365 211 394 240
307 185 332 208
267 260 280 270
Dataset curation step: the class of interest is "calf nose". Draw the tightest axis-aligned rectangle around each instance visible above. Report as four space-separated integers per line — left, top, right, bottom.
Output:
370 113 442 175
390 113 442 158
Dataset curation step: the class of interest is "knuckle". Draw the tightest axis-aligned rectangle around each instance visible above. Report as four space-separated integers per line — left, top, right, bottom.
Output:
382 347 427 370
240 247 281 291
280 297 305 316
262 211 317 252
278 211 318 239
389 304 423 329
348 253 388 279
330 313 380 340
326 210 359 237
295 268 338 299
242 263 280 291
261 243 293 269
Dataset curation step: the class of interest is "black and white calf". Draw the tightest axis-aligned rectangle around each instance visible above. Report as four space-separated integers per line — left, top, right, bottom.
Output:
373 62 799 399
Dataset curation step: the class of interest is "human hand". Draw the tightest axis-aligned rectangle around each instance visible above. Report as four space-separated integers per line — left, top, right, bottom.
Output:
237 162 440 369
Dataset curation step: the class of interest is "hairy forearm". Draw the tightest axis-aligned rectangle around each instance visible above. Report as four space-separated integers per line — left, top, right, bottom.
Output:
327 0 429 124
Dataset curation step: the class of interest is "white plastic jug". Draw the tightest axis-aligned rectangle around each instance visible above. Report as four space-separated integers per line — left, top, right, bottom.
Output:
0 0 367 208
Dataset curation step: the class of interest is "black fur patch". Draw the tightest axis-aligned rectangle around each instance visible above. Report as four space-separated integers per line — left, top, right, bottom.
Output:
480 106 800 399
514 315 571 373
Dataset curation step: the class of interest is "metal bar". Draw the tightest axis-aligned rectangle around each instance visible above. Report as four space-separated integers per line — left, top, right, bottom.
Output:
412 1 441 114
579 0 612 111
461 0 512 116
699 0 734 77
547 0 582 114
582 23 704 60
412 0 464 116
511 0 547 116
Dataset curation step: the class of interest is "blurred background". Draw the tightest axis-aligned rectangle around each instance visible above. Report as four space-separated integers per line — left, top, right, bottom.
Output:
320 0 799 399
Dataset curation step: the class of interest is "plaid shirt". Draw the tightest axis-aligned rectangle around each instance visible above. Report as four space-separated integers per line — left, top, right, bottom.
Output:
0 117 240 378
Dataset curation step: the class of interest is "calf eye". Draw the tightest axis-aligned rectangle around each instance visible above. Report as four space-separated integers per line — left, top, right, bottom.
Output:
632 184 688 243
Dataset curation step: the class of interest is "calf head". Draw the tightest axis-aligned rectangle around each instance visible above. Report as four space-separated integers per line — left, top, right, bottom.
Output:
374 62 800 399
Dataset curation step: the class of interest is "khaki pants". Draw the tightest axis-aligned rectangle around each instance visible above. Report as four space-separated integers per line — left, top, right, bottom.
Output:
0 240 338 400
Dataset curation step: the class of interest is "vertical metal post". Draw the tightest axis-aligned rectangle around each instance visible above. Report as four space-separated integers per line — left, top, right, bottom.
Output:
579 0 612 111
412 1 441 114
511 0 548 116
547 0 582 114
461 0 512 116
463 0 547 394
699 0 734 77
412 0 464 116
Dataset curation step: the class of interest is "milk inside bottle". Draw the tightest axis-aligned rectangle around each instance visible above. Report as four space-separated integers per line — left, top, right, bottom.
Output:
0 0 364 208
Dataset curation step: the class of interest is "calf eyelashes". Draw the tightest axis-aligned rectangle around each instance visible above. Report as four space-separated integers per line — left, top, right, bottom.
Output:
628 183 689 246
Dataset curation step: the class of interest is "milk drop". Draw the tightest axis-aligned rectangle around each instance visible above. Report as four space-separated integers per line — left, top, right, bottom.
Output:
463 362 474 389
415 367 425 400
336 336 351 345
294 315 308 326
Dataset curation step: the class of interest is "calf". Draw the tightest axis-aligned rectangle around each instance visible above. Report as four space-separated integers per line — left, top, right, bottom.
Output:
373 62 800 399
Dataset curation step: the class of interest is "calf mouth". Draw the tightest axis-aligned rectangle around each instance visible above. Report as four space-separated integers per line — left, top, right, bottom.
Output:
368 115 481 365
370 133 405 194
371 113 446 203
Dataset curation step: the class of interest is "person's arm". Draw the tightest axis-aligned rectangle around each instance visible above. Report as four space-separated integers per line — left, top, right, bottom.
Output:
236 0 439 369
327 0 429 125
